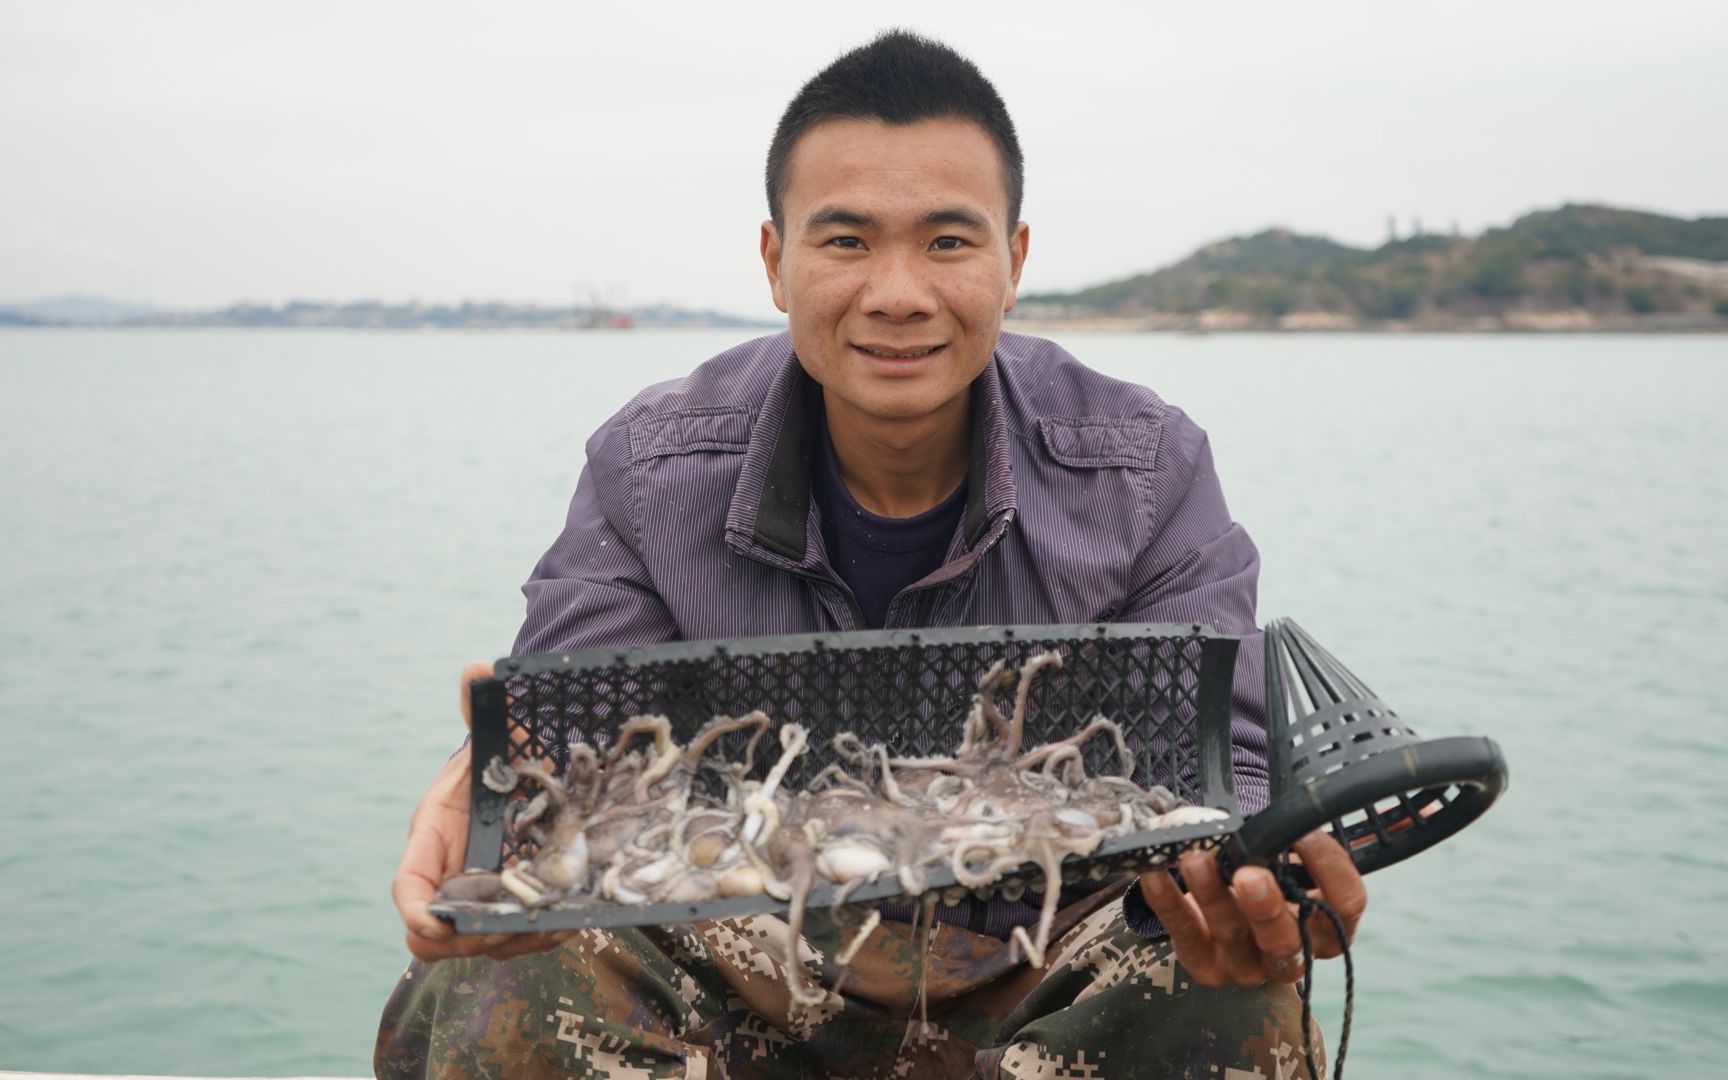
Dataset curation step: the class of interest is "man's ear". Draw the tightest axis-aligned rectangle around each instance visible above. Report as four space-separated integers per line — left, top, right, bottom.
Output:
1004 220 1030 313
760 220 788 313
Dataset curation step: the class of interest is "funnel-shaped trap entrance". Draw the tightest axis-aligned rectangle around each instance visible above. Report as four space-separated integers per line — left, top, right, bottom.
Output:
1232 618 1508 882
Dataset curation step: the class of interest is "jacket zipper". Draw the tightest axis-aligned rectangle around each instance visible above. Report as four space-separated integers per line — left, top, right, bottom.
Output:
893 509 1013 628
732 507 1012 633
731 545 869 630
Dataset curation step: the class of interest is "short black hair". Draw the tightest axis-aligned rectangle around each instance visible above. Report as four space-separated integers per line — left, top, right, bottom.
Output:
766 30 1023 231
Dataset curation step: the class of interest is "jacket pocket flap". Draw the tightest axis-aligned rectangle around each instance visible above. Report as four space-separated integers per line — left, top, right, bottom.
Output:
634 407 753 459
1037 417 1160 468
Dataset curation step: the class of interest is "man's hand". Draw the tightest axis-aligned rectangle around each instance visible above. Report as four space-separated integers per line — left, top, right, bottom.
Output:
1138 830 1366 987
390 661 576 963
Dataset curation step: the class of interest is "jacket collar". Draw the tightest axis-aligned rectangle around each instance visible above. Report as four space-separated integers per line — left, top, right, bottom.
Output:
726 346 1017 569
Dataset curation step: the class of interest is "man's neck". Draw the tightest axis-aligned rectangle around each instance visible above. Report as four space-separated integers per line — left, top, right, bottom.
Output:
822 392 970 519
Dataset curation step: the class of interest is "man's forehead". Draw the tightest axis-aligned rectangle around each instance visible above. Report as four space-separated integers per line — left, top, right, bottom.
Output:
780 115 1012 220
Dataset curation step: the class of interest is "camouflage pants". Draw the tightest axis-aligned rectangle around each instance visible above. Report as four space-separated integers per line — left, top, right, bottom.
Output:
376 885 1323 1079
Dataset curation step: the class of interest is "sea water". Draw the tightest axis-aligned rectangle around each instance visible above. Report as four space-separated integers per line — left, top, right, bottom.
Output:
0 328 1723 1077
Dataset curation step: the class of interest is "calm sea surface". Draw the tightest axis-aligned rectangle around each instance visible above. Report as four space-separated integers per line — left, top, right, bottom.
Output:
1 328 1724 1077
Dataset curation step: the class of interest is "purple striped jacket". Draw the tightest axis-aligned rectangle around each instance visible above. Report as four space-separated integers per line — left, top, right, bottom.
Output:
513 330 1271 813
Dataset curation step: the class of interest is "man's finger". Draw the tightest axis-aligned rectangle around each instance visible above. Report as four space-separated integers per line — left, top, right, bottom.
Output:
1139 867 1223 985
393 762 472 939
393 836 455 942
393 880 451 942
405 932 441 963
1180 849 1263 987
405 928 574 965
1231 866 1304 982
1293 830 1367 955
485 930 579 962
440 932 514 961
404 927 495 964
458 660 494 732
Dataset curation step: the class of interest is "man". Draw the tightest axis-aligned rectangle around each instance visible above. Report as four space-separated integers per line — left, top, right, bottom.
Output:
381 31 1366 1079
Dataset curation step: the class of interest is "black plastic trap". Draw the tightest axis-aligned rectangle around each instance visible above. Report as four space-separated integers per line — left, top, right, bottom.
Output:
435 619 1508 932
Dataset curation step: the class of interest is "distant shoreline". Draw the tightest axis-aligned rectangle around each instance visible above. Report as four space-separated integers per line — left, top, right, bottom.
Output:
3 319 1724 334
1005 314 1728 334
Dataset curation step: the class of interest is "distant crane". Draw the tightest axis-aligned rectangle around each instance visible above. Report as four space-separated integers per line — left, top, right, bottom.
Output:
577 286 634 329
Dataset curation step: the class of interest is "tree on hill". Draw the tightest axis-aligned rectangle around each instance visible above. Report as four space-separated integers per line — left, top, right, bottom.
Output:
1494 204 1728 262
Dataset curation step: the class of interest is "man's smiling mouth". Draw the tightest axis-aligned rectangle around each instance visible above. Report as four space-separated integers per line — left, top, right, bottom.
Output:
855 344 945 359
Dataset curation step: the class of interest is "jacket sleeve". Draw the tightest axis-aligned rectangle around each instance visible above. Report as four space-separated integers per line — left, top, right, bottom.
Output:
513 415 681 654
1114 408 1270 940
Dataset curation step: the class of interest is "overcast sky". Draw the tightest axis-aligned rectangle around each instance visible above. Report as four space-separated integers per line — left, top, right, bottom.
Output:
3 0 1723 320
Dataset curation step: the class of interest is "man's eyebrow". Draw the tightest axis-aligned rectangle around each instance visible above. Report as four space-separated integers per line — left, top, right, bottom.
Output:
921 208 991 230
803 207 993 231
806 207 876 230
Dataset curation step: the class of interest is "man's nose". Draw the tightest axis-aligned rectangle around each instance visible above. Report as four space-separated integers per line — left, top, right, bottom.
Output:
860 248 938 320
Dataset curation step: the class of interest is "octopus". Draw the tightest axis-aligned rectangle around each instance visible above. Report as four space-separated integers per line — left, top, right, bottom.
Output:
438 649 1228 1003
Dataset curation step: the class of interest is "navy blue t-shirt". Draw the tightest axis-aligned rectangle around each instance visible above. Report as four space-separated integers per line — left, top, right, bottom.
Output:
812 422 967 629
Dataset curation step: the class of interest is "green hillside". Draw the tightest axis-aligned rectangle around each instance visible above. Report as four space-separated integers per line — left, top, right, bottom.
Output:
1018 205 1728 329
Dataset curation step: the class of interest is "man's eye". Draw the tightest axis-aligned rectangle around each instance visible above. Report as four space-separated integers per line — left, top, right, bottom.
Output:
931 236 966 251
828 236 864 250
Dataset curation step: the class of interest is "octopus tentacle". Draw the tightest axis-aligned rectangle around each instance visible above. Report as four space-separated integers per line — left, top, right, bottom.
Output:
1005 651 1064 758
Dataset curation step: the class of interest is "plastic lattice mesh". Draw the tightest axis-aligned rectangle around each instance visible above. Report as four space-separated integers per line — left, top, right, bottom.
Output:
474 624 1241 872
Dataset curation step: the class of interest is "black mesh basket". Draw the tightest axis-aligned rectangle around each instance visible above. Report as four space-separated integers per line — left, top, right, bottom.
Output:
443 623 1242 931
438 619 1506 931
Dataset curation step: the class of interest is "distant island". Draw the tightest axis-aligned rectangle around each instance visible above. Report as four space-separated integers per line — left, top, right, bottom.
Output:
0 297 778 331
1013 203 1728 332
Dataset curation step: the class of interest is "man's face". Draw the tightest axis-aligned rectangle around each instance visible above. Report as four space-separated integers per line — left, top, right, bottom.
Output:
760 117 1029 441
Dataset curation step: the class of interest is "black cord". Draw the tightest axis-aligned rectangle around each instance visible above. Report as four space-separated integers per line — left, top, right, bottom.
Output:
1275 860 1354 1080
